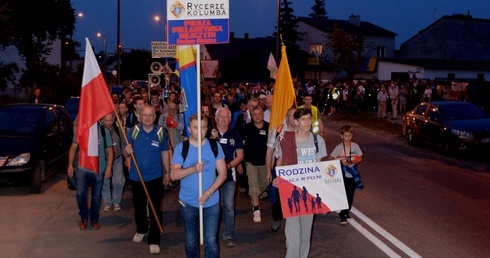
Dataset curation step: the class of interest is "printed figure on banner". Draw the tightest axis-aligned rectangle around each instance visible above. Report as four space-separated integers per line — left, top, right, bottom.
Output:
276 160 349 218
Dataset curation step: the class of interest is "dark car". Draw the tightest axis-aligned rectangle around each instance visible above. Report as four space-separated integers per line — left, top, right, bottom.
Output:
0 104 73 193
65 96 80 121
402 101 490 154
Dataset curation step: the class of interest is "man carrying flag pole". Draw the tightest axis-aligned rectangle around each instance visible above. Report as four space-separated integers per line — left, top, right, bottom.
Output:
170 45 227 256
67 38 115 230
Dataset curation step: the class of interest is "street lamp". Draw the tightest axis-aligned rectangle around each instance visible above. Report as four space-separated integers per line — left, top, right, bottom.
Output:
96 32 107 61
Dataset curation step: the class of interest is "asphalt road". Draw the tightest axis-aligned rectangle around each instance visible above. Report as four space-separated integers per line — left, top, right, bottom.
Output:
1 114 489 258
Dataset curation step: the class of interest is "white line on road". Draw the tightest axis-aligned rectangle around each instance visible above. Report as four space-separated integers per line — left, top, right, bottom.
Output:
350 207 423 258
347 217 402 258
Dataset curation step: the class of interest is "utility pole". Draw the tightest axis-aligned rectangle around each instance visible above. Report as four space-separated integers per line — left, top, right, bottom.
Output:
117 0 121 85
276 0 281 63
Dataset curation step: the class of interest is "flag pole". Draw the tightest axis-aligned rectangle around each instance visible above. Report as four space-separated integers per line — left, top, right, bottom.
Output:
195 44 204 245
114 111 163 233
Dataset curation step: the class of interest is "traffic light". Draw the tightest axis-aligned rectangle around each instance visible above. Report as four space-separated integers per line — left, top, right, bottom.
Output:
117 44 123 54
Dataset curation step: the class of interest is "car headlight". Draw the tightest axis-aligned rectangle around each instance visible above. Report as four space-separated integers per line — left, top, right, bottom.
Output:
7 153 31 166
451 129 474 139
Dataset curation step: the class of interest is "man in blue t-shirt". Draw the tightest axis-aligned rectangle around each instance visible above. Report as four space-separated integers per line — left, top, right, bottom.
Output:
210 107 244 247
123 106 170 255
171 114 227 258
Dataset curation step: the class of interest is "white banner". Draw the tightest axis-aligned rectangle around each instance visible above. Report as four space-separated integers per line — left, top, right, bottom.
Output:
167 0 229 21
276 160 348 218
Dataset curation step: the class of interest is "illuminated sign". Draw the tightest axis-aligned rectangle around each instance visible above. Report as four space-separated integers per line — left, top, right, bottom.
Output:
167 0 229 45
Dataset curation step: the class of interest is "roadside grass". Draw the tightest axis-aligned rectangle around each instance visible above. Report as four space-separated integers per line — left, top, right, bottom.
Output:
329 109 403 136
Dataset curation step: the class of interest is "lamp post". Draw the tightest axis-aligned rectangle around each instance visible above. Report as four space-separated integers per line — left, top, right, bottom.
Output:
96 33 107 61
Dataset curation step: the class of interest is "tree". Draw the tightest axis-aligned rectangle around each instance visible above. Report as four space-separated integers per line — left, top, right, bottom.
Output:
0 3 13 47
327 23 365 79
276 0 302 49
0 0 76 101
309 0 327 18
273 0 308 75
0 61 18 92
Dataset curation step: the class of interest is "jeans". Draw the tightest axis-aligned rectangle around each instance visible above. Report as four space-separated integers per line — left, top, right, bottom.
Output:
220 180 236 240
102 156 125 206
75 167 104 222
180 201 220 258
131 178 163 245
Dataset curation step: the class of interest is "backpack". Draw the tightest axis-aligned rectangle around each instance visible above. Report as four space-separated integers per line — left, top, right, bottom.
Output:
181 139 219 162
277 125 318 153
130 124 165 143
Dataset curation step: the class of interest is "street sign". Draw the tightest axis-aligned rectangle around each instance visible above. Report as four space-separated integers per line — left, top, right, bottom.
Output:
151 41 176 58
166 0 229 45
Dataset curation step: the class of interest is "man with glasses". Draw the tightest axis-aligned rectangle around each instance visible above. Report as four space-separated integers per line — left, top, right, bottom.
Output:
123 106 171 255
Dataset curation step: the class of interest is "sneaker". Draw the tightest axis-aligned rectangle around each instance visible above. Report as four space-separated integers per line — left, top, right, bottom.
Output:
271 220 281 232
253 210 261 222
225 239 235 247
113 204 121 211
103 206 111 212
133 233 146 243
340 217 347 225
149 244 160 254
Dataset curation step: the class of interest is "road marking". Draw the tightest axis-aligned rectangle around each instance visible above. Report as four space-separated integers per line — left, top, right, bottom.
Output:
350 207 422 258
347 217 402 258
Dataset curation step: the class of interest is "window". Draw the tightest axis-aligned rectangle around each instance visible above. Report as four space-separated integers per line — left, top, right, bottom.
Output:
377 46 386 58
309 44 322 57
415 105 427 116
428 107 440 122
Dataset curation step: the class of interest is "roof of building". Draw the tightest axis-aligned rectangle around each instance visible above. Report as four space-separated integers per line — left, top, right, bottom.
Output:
204 35 276 64
296 17 397 37
399 14 490 61
378 57 490 70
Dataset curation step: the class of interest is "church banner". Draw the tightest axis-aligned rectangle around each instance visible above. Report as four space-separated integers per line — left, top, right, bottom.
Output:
167 0 229 45
276 160 348 218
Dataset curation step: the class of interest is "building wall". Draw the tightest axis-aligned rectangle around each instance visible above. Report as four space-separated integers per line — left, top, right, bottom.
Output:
297 21 396 60
377 61 490 81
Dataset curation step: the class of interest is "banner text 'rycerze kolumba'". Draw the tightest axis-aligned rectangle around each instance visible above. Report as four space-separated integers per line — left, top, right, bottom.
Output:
167 0 229 45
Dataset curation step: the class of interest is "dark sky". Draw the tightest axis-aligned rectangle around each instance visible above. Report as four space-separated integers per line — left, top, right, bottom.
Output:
72 0 490 54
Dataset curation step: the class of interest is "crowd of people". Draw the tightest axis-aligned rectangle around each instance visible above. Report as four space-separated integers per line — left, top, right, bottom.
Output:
66 78 371 257
56 73 488 256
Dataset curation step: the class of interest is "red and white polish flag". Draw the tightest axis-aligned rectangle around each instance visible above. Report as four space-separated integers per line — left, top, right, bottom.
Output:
76 38 115 173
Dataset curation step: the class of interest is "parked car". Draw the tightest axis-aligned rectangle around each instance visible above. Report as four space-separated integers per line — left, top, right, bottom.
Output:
402 101 490 155
0 104 73 193
65 96 80 121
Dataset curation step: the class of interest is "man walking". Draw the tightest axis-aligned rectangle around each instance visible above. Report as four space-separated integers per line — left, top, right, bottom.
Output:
243 106 269 223
101 112 125 212
67 117 114 230
170 114 227 258
123 106 171 255
210 108 244 247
